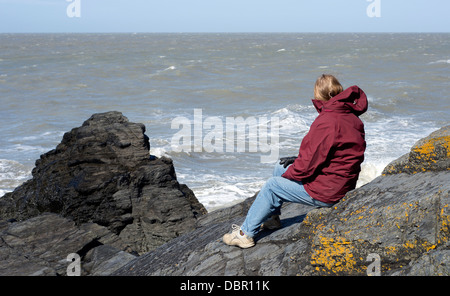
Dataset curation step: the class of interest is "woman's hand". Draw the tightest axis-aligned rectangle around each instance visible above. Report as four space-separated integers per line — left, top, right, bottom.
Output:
279 156 297 168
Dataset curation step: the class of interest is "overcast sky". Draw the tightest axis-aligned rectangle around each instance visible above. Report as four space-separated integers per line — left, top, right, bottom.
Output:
0 0 448 33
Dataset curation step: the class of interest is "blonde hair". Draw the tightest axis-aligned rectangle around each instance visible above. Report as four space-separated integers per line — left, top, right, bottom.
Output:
314 74 344 101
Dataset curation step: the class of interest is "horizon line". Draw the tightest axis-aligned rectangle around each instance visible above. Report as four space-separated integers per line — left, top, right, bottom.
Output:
1 31 449 34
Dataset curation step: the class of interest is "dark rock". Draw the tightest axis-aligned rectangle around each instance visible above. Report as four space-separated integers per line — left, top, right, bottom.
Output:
0 212 112 275
113 197 315 276
82 244 137 276
114 126 450 276
0 111 207 275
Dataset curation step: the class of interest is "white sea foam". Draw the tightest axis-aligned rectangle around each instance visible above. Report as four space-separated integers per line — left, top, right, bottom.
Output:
8 144 47 153
272 107 312 137
179 174 266 211
0 159 31 197
150 147 169 158
357 162 381 187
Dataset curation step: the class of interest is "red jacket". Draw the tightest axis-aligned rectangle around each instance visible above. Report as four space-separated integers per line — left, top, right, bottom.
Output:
282 86 368 204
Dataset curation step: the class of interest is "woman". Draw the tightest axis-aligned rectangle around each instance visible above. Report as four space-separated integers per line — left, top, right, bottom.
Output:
223 74 368 248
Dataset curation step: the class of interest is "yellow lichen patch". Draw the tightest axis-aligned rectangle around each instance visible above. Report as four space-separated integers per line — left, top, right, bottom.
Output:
349 206 367 217
385 245 396 255
405 239 437 252
383 204 449 257
310 236 358 274
438 208 450 244
302 216 313 226
384 239 437 258
413 135 450 162
414 140 436 156
403 240 416 249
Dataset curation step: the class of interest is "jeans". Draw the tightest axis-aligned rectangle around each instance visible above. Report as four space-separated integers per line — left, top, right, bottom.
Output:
241 162 334 238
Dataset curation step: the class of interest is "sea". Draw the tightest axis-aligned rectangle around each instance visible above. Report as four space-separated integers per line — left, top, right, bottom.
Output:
0 33 449 211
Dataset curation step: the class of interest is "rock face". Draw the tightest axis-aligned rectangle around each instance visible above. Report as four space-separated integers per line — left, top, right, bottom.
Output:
0 111 206 275
0 212 119 276
114 125 450 276
1 117 449 276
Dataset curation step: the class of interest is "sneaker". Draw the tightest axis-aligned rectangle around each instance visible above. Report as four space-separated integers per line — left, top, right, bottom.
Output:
223 224 255 248
260 215 281 230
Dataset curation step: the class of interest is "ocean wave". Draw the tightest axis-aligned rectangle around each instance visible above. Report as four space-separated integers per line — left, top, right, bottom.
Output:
163 66 176 71
145 65 179 79
182 176 266 212
428 59 450 65
0 159 31 197
150 147 169 158
361 116 439 186
0 189 8 198
272 106 313 136
0 144 48 154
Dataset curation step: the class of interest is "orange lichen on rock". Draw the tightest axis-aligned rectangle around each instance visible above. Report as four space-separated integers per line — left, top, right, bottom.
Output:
310 235 359 274
412 135 450 164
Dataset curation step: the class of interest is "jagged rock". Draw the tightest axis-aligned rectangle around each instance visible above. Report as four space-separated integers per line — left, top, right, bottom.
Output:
114 127 450 276
0 111 206 275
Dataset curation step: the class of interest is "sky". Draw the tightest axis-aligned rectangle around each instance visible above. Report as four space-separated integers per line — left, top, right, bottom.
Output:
0 0 449 33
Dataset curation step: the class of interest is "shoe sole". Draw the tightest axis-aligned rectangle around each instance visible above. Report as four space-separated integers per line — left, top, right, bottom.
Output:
232 240 255 249
223 237 255 249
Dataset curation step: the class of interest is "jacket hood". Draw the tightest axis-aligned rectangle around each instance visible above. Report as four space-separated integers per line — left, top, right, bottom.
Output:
312 85 368 117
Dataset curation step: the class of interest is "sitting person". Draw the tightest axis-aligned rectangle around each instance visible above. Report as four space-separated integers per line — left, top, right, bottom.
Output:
223 74 368 248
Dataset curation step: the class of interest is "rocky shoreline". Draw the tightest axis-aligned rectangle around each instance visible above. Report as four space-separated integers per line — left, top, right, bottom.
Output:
0 112 449 276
